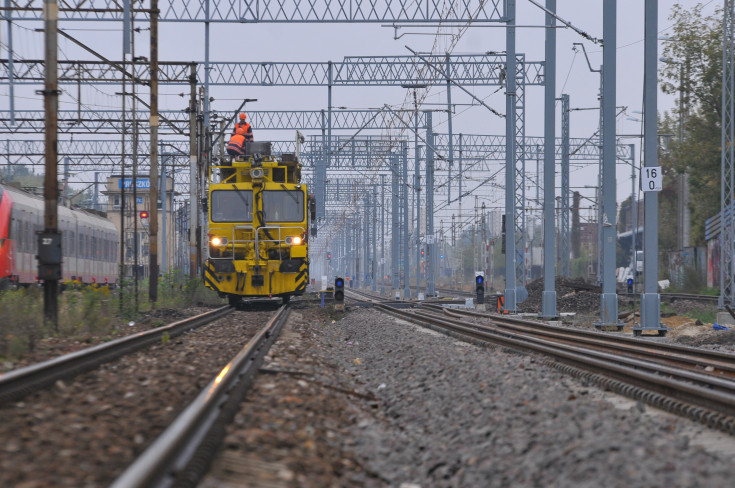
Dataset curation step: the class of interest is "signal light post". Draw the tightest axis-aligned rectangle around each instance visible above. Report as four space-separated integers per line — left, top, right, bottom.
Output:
475 272 485 311
334 277 345 310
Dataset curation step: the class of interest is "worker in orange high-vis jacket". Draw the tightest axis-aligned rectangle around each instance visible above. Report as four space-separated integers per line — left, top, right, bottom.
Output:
227 126 248 157
233 113 254 142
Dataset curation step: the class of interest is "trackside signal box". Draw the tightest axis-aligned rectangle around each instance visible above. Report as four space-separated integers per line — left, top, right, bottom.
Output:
334 277 345 310
37 231 62 280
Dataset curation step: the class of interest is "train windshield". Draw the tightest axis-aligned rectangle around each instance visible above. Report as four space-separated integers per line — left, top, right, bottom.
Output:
211 190 253 222
262 190 304 222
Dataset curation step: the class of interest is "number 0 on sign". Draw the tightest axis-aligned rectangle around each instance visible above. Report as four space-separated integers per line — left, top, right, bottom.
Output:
642 166 662 192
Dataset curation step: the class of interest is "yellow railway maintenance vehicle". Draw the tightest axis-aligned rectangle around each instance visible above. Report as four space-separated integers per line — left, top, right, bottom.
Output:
204 142 316 306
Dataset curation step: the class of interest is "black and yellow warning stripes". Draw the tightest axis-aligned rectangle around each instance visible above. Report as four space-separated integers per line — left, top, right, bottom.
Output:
294 261 308 293
203 260 220 293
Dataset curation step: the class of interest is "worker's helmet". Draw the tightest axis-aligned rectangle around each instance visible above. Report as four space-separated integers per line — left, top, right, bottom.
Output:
235 126 247 135
239 113 247 120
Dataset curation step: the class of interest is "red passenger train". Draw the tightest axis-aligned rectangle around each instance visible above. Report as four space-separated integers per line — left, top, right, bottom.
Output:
0 184 119 289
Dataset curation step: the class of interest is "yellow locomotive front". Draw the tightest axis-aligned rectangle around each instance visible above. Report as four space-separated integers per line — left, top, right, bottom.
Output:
204 142 314 306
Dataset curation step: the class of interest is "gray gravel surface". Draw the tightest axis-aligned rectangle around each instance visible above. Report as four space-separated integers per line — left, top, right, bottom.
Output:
329 309 735 487
204 303 735 487
0 309 272 488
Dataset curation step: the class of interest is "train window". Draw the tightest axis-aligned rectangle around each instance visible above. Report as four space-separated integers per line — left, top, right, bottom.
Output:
262 190 304 222
211 190 253 223
271 167 286 183
23 220 29 252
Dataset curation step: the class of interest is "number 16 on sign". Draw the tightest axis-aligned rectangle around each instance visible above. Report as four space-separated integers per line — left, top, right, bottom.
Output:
642 166 662 192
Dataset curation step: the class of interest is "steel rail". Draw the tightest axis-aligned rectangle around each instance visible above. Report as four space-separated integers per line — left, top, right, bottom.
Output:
377 304 735 429
110 304 290 488
0 305 233 405
661 292 720 303
424 303 735 376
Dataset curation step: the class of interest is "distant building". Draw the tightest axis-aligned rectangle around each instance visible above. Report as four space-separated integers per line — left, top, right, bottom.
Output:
103 174 175 278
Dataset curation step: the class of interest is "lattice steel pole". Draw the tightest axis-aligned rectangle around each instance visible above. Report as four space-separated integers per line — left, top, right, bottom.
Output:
721 0 735 309
5 0 15 125
560 94 571 277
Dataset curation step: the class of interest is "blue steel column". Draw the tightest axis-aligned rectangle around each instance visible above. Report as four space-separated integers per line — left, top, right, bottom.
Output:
318 110 326 220
628 144 637 277
203 0 210 152
634 0 665 334
446 55 454 205
372 185 377 291
381 174 386 295
599 0 619 328
5 0 15 125
504 0 518 312
344 222 349 281
560 94 570 277
364 194 369 287
403 141 411 299
161 155 167 273
326 61 333 222
458 134 463 206
597 71 604 285
391 153 400 292
541 0 558 319
354 216 360 286
426 112 435 296
721 0 735 309
640 0 663 331
414 111 421 295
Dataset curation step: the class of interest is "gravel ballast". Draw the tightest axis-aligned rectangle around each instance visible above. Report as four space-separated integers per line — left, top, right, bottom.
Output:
0 309 273 488
208 304 735 487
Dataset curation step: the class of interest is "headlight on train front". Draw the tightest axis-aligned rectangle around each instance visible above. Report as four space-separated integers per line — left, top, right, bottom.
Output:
210 236 228 247
285 235 302 245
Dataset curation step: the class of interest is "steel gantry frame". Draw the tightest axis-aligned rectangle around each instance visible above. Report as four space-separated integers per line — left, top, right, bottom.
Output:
0 57 543 87
0 0 505 22
1 2 551 303
0 0 547 305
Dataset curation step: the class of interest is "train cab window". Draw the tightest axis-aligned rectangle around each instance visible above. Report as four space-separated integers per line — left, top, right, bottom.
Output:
211 190 253 223
271 167 286 183
262 190 304 222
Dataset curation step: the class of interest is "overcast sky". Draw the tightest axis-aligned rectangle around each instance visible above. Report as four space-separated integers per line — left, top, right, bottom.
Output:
1 0 722 219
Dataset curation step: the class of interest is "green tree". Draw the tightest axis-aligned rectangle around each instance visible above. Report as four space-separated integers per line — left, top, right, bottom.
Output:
659 3 724 247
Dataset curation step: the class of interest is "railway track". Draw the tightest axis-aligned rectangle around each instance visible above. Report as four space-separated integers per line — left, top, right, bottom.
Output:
378 302 735 434
0 305 233 405
111 305 290 487
0 305 288 488
617 291 720 304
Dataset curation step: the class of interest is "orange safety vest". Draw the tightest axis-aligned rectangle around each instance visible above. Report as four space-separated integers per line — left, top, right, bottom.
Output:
227 133 247 156
233 122 253 142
